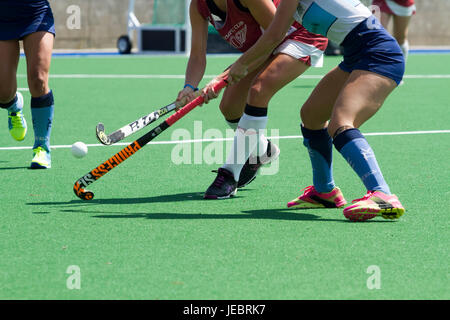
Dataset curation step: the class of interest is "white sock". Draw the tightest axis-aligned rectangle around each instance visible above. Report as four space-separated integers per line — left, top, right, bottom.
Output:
252 133 269 158
227 118 267 158
222 113 268 181
400 40 409 62
226 119 239 130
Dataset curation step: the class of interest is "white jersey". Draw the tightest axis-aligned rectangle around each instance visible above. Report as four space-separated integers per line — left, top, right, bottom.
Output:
294 0 372 44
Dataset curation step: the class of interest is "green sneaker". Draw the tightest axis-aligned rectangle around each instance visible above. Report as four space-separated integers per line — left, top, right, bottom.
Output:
8 93 27 141
30 146 51 169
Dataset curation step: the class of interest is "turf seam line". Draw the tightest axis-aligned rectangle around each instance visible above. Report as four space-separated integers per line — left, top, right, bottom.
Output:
1 130 449 151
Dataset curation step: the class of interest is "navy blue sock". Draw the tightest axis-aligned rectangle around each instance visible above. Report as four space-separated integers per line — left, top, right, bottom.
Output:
31 90 54 152
0 94 21 113
301 125 335 193
333 128 391 194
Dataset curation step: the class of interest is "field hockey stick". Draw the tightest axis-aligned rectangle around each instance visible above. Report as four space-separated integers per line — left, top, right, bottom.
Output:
74 78 228 200
96 90 202 145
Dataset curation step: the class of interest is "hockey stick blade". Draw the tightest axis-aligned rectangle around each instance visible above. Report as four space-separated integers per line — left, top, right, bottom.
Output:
96 123 113 145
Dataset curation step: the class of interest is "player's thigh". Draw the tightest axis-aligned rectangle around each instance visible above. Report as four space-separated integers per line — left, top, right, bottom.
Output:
219 61 269 120
0 40 20 102
392 15 411 44
328 70 396 137
301 66 350 130
248 53 309 107
380 12 392 29
22 31 54 96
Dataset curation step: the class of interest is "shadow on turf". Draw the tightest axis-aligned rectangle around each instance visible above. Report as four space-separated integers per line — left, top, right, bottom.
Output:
27 191 209 206
57 208 392 223
0 166 29 170
68 208 334 221
27 191 393 223
26 190 253 206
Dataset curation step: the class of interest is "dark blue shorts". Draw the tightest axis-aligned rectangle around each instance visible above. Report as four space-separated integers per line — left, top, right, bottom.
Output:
339 16 405 85
0 0 55 41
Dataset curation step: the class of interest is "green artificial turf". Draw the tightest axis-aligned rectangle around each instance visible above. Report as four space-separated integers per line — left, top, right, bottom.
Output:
0 54 449 299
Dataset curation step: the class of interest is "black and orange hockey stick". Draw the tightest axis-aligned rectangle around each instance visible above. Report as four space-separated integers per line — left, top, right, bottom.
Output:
73 78 228 200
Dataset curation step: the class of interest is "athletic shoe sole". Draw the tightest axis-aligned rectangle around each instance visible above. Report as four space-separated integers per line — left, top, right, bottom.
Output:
343 206 405 221
30 162 51 169
203 188 237 200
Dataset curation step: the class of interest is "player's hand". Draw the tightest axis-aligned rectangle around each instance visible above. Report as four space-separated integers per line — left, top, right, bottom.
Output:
176 86 197 110
228 61 248 85
201 77 222 104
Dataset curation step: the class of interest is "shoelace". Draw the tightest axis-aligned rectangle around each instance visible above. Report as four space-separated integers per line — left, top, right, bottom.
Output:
300 185 315 194
352 191 375 203
9 113 23 127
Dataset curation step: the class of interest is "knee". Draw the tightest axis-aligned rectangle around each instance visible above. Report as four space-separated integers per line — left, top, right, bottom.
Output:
327 120 341 138
300 104 318 128
248 79 263 102
300 105 308 123
327 125 336 139
248 76 274 106
219 100 243 121
327 122 355 139
27 71 48 97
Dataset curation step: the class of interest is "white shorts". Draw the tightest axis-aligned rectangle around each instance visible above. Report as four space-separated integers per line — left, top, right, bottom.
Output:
386 0 416 16
273 39 325 68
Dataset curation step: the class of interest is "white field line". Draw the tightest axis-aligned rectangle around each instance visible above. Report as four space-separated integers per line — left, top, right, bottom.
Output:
1 130 449 151
15 74 450 80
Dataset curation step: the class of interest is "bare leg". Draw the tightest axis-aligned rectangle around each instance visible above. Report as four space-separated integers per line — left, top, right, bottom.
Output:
392 15 412 60
219 61 271 121
328 70 396 137
329 70 396 196
0 40 20 103
379 12 392 30
0 39 26 141
248 53 310 107
295 67 349 194
222 54 310 180
392 15 411 46
22 31 54 165
22 31 54 97
300 66 350 130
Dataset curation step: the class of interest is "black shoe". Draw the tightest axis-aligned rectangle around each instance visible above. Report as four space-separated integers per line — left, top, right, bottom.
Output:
204 168 238 199
237 140 280 188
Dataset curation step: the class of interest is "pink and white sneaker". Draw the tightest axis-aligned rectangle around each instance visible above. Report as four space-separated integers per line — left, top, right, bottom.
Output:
343 190 405 221
287 186 347 209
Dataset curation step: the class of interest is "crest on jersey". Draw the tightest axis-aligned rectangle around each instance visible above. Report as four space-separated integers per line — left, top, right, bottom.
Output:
229 24 247 49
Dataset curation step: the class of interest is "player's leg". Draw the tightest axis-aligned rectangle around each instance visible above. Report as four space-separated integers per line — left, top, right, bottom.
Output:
0 40 27 141
224 54 309 179
204 53 310 199
228 53 309 187
379 12 392 30
219 64 267 129
203 63 269 199
217 62 278 188
22 31 54 169
329 70 405 220
287 66 349 209
392 15 412 61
